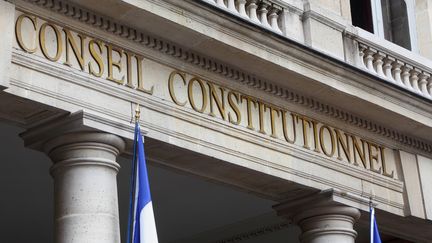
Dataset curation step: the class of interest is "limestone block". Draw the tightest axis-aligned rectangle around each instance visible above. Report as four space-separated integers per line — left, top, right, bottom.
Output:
343 32 359 65
415 0 432 59
417 155 432 220
399 150 425 219
280 9 304 43
303 17 344 60
340 0 351 21
309 0 342 16
0 1 15 90
360 180 404 215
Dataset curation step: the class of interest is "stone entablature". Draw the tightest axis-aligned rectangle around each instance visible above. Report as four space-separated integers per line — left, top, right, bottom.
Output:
11 9 399 179
9 0 432 157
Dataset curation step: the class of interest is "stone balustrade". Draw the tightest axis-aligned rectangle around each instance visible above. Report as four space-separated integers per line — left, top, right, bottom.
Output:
202 0 284 34
200 0 432 101
357 42 432 99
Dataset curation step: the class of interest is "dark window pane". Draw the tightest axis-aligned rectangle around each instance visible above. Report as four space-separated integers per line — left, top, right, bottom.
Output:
350 0 374 33
381 0 411 50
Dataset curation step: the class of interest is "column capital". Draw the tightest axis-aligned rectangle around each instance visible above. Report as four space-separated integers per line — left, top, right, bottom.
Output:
45 132 126 174
273 190 362 243
273 188 370 217
21 110 135 151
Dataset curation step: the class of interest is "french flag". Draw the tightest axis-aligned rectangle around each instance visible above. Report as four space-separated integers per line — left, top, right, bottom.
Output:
127 123 158 243
370 206 382 243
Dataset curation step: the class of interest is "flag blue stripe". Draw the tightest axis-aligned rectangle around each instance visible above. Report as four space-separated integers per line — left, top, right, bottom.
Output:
136 130 152 205
129 122 158 243
370 207 382 243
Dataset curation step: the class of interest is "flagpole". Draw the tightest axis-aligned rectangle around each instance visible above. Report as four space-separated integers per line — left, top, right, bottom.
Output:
126 104 141 243
369 195 383 243
370 196 373 243
126 103 159 243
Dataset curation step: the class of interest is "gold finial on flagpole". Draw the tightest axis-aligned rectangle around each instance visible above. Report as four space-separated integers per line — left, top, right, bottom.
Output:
135 104 141 122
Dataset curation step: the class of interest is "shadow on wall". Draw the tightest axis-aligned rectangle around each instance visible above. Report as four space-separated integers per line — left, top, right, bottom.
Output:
0 123 53 243
0 122 289 243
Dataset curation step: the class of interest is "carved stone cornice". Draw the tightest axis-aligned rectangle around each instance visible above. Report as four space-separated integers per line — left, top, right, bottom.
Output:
14 0 432 156
20 110 143 150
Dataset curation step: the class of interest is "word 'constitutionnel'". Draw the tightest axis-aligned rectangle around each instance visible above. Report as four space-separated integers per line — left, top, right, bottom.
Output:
168 71 395 178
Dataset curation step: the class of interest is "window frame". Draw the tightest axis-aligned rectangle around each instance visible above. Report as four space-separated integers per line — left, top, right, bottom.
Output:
370 0 418 52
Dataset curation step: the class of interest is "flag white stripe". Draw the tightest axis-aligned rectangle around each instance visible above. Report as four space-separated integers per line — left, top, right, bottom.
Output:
140 202 158 243
131 162 140 240
130 123 159 243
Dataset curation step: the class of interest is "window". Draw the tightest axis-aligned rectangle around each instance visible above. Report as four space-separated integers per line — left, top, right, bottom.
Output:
350 0 374 33
350 0 417 51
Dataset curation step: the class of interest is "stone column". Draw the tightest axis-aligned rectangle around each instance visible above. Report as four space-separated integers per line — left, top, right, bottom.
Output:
21 112 128 243
293 205 360 243
43 132 125 243
274 191 361 243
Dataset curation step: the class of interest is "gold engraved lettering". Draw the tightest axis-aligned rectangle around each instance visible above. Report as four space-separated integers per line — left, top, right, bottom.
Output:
63 28 86 70
106 44 125 84
39 22 62 62
335 129 351 162
136 55 153 94
188 77 207 113
311 120 320 153
380 146 394 178
208 83 226 120
319 125 335 157
352 136 367 168
168 71 187 106
297 115 312 149
241 95 257 130
228 91 241 125
266 105 280 138
257 101 266 134
125 51 134 88
16 13 397 177
88 39 104 77
282 111 296 144
368 141 382 174
15 14 37 53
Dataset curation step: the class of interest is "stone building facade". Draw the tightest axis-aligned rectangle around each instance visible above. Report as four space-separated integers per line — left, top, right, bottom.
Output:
1 0 432 242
